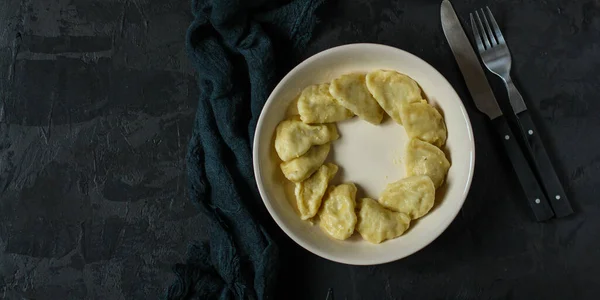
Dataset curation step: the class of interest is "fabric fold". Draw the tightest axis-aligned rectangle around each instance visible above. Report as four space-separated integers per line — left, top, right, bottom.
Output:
166 0 324 299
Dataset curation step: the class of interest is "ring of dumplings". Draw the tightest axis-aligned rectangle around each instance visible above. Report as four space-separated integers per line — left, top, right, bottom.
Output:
273 69 450 244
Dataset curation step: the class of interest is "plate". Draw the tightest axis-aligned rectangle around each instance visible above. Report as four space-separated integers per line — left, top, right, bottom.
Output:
253 43 475 265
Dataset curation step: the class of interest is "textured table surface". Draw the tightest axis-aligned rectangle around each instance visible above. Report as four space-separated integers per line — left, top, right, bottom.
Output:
1 0 599 299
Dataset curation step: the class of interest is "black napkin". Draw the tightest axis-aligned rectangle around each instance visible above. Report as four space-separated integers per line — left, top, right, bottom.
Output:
166 0 324 299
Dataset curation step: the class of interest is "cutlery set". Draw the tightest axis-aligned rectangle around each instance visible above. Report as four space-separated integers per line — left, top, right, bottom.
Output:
441 0 573 221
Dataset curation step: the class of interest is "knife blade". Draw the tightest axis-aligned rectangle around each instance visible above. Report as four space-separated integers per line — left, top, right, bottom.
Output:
440 0 554 221
440 0 501 120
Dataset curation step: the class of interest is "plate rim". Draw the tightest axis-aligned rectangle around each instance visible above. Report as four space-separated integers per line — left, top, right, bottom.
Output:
252 43 476 265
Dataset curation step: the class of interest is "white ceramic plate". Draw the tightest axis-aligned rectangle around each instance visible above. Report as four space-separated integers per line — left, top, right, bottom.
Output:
253 43 475 265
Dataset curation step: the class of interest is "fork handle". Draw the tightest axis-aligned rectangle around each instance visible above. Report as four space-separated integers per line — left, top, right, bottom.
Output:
516 110 574 217
505 77 527 114
491 115 554 221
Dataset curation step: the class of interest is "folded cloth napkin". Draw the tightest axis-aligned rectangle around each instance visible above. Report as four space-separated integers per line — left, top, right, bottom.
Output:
166 0 324 299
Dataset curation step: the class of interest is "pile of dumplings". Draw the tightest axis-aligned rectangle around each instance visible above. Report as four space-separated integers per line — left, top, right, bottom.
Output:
274 69 450 244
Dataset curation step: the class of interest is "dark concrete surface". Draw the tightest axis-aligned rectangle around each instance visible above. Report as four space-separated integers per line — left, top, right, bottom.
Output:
1 0 600 299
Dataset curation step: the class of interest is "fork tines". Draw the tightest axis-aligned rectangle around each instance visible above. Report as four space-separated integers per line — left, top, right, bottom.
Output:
470 7 505 51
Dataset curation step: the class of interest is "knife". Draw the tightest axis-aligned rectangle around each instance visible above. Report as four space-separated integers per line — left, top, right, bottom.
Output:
440 0 554 221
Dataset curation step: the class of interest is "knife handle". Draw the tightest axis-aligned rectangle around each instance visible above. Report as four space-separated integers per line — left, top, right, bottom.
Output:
491 115 554 221
516 110 573 217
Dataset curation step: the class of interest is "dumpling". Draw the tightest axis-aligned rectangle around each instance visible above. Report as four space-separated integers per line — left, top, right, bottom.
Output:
280 144 330 182
379 175 436 219
356 198 411 244
275 119 339 161
405 138 451 188
329 73 384 125
295 163 339 220
318 183 358 240
365 70 422 124
298 83 354 123
401 100 447 147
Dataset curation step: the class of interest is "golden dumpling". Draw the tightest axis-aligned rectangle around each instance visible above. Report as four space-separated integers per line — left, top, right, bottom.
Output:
401 100 447 147
295 163 339 220
365 69 422 124
274 119 339 161
298 83 354 124
356 198 411 244
379 175 436 219
329 73 384 125
318 183 357 240
280 144 330 182
405 138 450 188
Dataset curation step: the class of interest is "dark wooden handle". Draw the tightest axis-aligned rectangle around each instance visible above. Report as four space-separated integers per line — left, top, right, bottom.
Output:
491 115 554 221
516 110 573 217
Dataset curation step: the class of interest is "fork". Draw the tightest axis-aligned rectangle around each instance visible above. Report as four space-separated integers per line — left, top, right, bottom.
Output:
470 7 573 217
